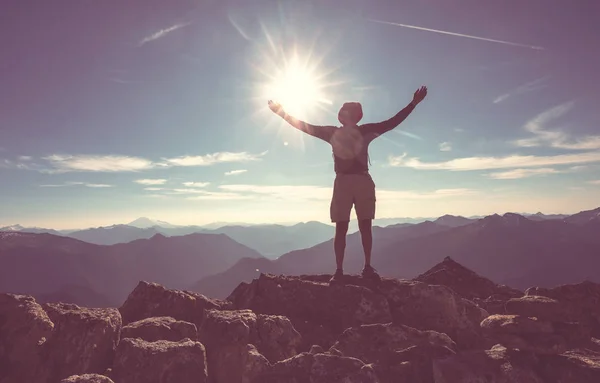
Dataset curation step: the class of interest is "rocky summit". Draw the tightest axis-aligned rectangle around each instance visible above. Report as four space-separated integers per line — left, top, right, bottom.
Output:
1 257 599 383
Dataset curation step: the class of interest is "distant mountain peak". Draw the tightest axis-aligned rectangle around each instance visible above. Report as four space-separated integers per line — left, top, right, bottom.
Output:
128 217 178 229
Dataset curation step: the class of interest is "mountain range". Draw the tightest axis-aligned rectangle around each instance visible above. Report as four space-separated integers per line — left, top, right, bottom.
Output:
1 207 598 307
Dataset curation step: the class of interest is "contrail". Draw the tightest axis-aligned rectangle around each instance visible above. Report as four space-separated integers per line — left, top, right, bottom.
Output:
369 19 545 51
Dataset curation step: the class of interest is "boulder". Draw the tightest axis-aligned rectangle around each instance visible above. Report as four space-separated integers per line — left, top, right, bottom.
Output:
228 274 392 350
415 256 522 301
526 281 600 337
198 309 301 382
331 323 456 383
256 352 379 383
379 279 489 349
505 295 574 322
121 316 197 342
119 281 231 328
432 344 545 382
60 374 115 383
481 314 589 354
112 338 207 383
40 302 122 382
0 293 53 383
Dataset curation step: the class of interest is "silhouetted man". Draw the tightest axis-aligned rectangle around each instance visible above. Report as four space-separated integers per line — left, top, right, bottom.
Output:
268 86 427 283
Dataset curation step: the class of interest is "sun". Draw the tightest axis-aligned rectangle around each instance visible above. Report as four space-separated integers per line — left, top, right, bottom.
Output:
261 54 332 119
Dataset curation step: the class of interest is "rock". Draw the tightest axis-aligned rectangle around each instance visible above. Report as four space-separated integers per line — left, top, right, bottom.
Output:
434 344 600 383
112 338 207 383
309 345 325 354
526 281 600 337
473 295 510 315
432 344 545 382
331 323 456 383
505 295 574 322
0 293 53 383
121 316 198 342
41 302 122 382
245 344 271 383
379 279 489 349
228 274 392 350
415 256 523 301
60 374 115 383
257 352 379 383
119 281 231 328
481 314 589 354
198 309 300 382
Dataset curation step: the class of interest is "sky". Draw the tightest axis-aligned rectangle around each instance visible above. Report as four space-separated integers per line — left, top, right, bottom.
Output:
1 0 599 229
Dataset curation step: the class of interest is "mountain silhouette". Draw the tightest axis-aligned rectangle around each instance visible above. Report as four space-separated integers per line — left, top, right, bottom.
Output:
68 225 161 245
0 232 263 306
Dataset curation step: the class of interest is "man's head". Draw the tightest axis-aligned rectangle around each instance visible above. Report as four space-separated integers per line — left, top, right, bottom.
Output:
338 102 363 126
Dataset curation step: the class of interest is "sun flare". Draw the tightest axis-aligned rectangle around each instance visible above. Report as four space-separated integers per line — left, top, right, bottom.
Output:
262 55 331 119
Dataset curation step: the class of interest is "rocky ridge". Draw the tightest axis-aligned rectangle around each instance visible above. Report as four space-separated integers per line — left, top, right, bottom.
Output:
1 256 599 383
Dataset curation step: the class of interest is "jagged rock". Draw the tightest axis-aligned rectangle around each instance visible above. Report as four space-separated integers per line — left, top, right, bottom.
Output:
198 309 301 382
415 256 523 301
472 295 510 315
121 316 198 342
433 344 600 382
432 344 546 382
481 314 589 354
309 345 325 354
331 323 456 383
526 281 600 337
256 352 379 383
0 293 53 383
378 279 489 349
228 274 392 350
119 281 231 328
61 374 115 383
112 338 207 383
245 344 271 383
505 295 574 322
41 302 122 382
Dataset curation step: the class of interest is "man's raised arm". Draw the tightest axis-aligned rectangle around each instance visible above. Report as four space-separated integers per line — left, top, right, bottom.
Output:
362 86 428 136
268 100 334 142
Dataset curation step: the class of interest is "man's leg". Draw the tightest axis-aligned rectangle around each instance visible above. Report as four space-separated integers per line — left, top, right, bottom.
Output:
334 221 350 270
358 219 372 266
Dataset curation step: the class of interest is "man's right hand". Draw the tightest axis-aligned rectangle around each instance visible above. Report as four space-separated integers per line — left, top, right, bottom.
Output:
268 100 285 116
411 86 428 106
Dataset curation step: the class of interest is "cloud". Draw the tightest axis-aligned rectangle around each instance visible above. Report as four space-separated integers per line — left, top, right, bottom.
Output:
513 101 600 150
225 169 248 176
39 182 114 188
219 184 477 201
44 155 154 173
486 168 560 179
493 76 549 104
164 151 266 167
589 180 600 185
182 182 210 187
135 179 167 185
439 142 452 152
18 156 33 161
389 151 600 171
144 187 164 191
186 191 252 201
139 22 190 46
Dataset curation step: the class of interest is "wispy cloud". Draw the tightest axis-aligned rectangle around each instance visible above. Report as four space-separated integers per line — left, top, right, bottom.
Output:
164 151 266 167
139 22 190 46
18 155 33 161
514 101 600 150
389 151 600 171
144 187 164 191
394 130 423 140
493 76 549 104
369 19 545 50
225 169 248 176
486 168 560 179
187 191 252 201
219 184 477 201
40 182 114 188
182 182 210 187
589 180 600 185
135 179 167 185
44 155 154 173
439 142 452 152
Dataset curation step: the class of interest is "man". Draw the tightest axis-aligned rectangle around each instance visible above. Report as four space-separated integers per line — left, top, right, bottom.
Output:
268 85 427 283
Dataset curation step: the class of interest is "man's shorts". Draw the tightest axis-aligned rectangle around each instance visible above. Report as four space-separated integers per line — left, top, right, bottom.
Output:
330 173 376 223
